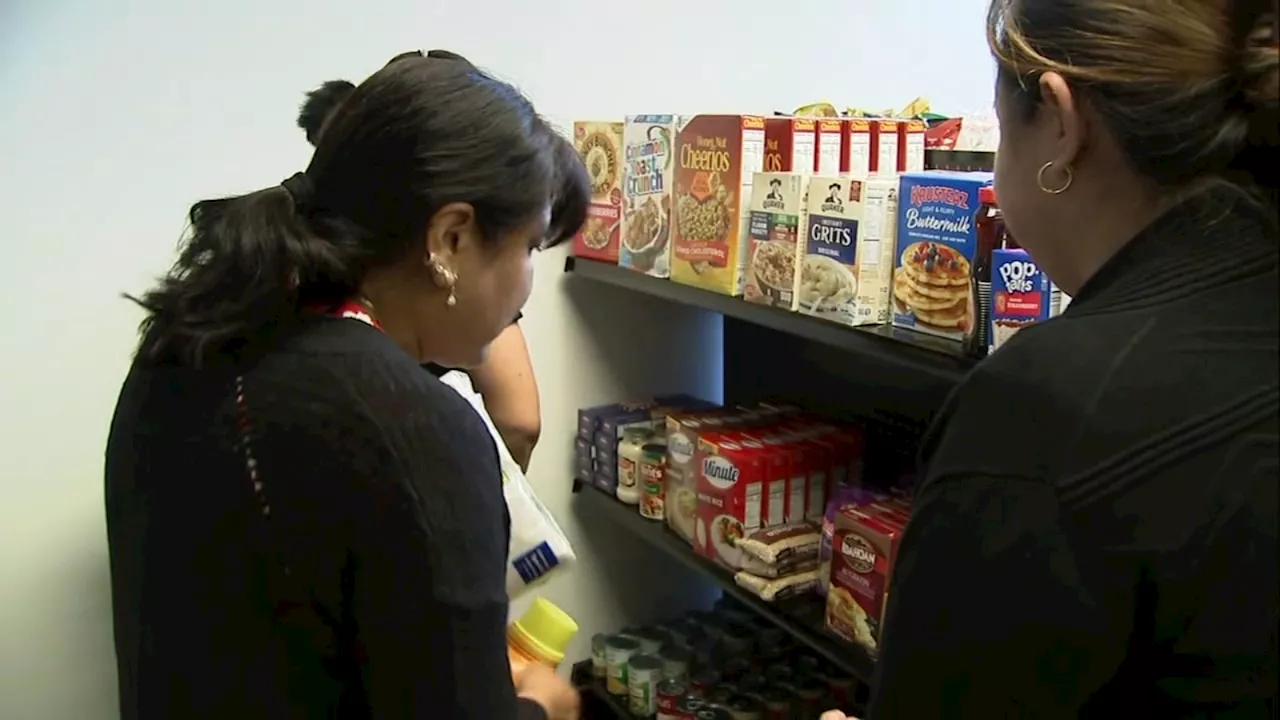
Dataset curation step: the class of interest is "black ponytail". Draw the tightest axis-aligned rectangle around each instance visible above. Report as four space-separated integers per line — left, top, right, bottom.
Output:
128 185 362 366
297 80 355 146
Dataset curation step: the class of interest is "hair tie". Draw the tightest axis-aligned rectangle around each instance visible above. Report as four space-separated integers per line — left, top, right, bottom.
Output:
280 172 314 209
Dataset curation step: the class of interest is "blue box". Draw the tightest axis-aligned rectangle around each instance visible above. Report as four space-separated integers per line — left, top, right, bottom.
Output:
892 171 992 343
990 248 1057 352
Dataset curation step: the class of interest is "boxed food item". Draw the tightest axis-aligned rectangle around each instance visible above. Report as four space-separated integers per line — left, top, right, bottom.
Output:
844 120 873 176
737 424 802 527
620 116 680 277
990 247 1060 353
764 117 817 173
571 121 625 262
815 119 846 176
824 508 902 655
744 172 807 310
899 119 927 173
817 486 885 597
665 409 735 544
870 119 900 175
796 175 898 326
892 171 992 343
670 115 767 296
694 431 767 569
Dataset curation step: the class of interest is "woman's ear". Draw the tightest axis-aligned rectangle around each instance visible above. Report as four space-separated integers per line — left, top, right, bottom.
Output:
423 201 481 263
1039 71 1087 168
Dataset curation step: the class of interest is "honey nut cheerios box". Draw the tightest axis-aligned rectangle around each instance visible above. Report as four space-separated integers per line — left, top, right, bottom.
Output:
670 115 767 296
620 115 682 278
744 172 807 310
571 121 625 263
892 171 993 343
797 175 898 326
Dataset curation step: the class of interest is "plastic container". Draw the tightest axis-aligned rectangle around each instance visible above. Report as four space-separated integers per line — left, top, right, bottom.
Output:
508 597 579 669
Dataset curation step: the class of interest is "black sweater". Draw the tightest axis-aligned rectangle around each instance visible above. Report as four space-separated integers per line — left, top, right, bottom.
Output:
869 190 1279 718
105 316 547 720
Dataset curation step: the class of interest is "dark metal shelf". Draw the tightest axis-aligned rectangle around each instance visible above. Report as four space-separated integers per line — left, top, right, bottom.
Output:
571 660 629 719
564 257 975 385
574 487 876 684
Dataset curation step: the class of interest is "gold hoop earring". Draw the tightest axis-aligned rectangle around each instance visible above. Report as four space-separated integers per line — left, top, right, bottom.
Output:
1037 161 1073 195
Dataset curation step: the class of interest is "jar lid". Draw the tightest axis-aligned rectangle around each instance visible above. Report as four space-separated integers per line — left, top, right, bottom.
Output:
509 597 579 665
979 185 997 205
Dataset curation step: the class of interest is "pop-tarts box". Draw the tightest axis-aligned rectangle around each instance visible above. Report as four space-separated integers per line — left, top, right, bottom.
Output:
892 171 992 345
990 248 1059 352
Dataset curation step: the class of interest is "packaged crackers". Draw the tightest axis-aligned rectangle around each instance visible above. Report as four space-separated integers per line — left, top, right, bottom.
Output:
571 121 625 263
670 115 767 296
796 175 898 326
744 172 807 310
892 171 993 344
620 116 680 277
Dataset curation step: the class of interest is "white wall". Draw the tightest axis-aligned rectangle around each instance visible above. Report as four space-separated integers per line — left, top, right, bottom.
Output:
0 1 994 717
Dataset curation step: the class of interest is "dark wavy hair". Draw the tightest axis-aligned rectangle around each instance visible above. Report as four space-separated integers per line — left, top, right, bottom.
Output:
129 50 589 367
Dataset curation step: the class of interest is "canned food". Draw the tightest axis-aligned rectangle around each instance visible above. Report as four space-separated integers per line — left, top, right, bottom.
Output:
763 663 794 685
705 683 737 707
755 627 786 657
818 669 856 708
678 695 707 718
693 708 733 720
604 635 641 696
794 654 821 674
639 442 667 520
720 658 752 681
735 672 768 694
635 627 672 655
792 674 829 716
689 668 721 695
725 693 765 720
627 653 664 716
758 685 796 720
656 678 687 720
591 633 608 678
665 619 699 647
660 643 693 681
721 624 754 657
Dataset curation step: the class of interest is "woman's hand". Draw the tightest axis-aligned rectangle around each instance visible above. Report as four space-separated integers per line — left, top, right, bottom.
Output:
512 661 580 720
820 711 857 720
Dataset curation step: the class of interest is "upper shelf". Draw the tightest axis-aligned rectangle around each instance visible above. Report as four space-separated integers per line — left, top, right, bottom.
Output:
564 257 977 385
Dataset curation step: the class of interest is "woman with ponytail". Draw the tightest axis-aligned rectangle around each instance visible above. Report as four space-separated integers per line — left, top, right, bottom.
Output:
105 50 587 720
299 64 545 471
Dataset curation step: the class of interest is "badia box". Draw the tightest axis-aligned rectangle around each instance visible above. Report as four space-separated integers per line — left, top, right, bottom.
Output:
797 175 897 326
571 121 625 263
990 247 1060 353
621 115 680 278
892 171 992 344
670 115 767 296
744 172 807 310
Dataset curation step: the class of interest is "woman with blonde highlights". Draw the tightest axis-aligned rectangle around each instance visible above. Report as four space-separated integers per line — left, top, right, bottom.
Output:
855 1 1279 718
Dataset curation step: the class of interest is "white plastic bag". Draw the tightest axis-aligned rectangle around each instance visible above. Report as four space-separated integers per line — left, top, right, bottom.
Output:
437 371 576 599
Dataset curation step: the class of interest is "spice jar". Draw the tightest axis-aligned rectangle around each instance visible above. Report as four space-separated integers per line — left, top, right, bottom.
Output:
638 442 668 520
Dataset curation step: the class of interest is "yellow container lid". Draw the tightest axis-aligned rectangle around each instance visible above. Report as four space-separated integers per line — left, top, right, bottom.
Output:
509 597 579 666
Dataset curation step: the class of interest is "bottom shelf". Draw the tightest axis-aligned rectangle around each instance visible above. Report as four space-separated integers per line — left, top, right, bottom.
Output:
572 661 629 719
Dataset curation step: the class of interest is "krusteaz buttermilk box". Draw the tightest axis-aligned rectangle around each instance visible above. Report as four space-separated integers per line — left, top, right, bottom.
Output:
990 248 1060 353
892 171 992 344
796 175 898 326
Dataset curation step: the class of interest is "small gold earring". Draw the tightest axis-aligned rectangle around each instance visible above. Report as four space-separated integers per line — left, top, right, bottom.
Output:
1037 161 1074 195
446 288 457 307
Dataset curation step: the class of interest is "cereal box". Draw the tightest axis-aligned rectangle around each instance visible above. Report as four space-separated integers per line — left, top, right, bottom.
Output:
796 175 897 326
990 247 1060 353
899 119 926 173
572 121 624 263
845 120 872 176
621 116 680 277
670 115 767 296
694 431 767 569
744 172 807 310
892 171 993 343
764 117 817 173
870 119 899 175
815 119 846 176
824 509 902 656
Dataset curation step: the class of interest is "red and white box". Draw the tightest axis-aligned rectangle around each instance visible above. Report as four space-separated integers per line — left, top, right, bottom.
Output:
764 117 818 173
815 118 847 175
694 431 767 569
824 509 903 656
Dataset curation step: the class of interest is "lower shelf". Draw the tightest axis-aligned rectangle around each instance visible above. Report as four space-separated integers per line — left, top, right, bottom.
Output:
573 486 876 683
572 660 629 719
